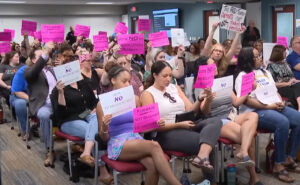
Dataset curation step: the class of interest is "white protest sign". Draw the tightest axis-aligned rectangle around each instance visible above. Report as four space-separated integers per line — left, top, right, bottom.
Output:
263 43 276 68
53 60 82 86
98 85 136 118
220 4 246 32
212 75 233 97
254 84 281 105
171 28 185 47
184 32 191 47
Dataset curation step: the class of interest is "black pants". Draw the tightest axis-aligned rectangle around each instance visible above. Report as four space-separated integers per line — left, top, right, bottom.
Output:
278 83 300 109
0 88 10 107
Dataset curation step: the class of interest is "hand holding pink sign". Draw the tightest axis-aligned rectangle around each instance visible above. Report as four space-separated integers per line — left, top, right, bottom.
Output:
117 34 145 54
3 29 15 39
193 64 216 89
133 103 160 133
138 19 151 32
277 36 288 48
79 54 91 63
34 31 41 40
0 42 11 54
114 22 128 34
149 31 170 48
240 72 254 97
93 34 108 52
74 24 90 38
41 24 65 43
0 32 12 42
21 20 37 36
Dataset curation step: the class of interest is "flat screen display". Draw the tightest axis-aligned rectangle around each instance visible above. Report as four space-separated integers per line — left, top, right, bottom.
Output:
153 8 179 37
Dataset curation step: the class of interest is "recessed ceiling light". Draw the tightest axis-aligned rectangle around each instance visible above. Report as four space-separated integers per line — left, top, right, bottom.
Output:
86 2 114 5
0 0 26 3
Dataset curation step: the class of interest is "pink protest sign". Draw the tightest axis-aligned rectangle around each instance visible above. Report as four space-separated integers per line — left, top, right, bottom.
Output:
93 34 108 52
193 64 216 89
133 103 160 133
149 31 170 47
41 24 65 43
277 36 288 48
21 20 37 36
79 54 91 63
114 22 128 34
240 72 254 97
0 32 12 42
33 31 41 40
0 42 11 54
3 29 15 39
138 19 151 32
117 34 145 55
74 24 90 38
98 31 107 35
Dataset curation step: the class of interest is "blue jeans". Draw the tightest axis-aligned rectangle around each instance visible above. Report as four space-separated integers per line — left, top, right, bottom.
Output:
61 113 98 142
255 106 300 163
9 94 27 133
37 103 53 149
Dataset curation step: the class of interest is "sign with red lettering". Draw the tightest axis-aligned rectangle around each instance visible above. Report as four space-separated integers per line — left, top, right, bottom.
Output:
220 4 246 32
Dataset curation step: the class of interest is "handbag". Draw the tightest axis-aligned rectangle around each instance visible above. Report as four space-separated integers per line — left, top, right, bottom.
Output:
175 111 196 122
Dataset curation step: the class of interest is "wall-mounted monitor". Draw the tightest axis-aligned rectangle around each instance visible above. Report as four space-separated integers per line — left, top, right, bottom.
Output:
153 8 180 37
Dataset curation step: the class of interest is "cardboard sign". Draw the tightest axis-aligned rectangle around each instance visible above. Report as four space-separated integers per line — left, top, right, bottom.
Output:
117 34 145 54
193 64 216 89
240 72 254 97
0 42 11 54
93 34 108 52
171 28 185 47
21 20 37 36
41 24 65 43
98 85 136 118
74 24 90 38
3 29 15 39
0 32 12 42
277 36 288 48
33 31 41 40
53 60 82 85
212 75 233 98
148 31 170 47
255 83 281 105
133 103 160 133
114 22 128 34
220 4 246 32
138 19 151 32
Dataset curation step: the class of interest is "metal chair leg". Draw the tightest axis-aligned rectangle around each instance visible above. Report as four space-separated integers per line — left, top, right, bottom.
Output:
26 107 30 149
113 170 118 185
214 144 219 183
49 119 54 168
67 139 73 178
141 171 144 185
221 142 225 183
94 141 99 185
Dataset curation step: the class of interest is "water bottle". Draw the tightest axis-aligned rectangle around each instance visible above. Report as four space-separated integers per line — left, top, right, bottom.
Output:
227 164 236 185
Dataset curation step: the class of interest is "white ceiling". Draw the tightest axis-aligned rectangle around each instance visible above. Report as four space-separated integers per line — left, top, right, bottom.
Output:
0 0 259 5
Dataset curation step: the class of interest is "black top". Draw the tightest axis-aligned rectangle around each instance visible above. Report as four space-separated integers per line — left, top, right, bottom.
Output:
50 80 98 128
242 26 260 47
82 69 101 94
66 31 76 46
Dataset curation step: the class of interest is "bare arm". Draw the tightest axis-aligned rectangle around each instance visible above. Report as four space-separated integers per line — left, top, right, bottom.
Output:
231 91 248 107
96 102 110 142
14 92 28 101
200 22 219 57
0 73 9 89
225 26 246 62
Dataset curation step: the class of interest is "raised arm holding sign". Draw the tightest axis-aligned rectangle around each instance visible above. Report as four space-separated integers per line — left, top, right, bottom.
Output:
21 20 37 36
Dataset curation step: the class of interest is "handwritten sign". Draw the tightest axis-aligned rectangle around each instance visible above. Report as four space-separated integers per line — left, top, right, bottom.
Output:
193 64 216 89
0 32 12 42
171 28 185 47
138 19 151 32
114 22 128 34
240 72 254 97
93 34 108 52
117 34 145 54
255 83 281 105
33 31 41 40
3 29 15 39
220 4 246 32
53 60 82 85
74 24 90 38
277 36 288 48
212 75 233 98
21 20 37 36
41 24 65 43
0 42 11 54
98 31 107 35
98 85 136 118
149 31 169 47
133 103 160 133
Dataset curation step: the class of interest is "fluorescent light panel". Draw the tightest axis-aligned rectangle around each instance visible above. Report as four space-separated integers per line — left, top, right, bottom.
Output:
86 2 114 4
0 0 26 3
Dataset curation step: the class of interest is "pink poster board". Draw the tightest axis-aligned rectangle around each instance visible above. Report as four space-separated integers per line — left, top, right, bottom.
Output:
117 34 145 54
0 32 12 42
3 29 15 39
93 34 108 52
133 103 160 133
277 36 289 48
148 31 170 48
41 24 65 43
74 24 90 38
21 20 37 36
138 19 151 32
114 22 128 34
240 72 255 97
193 64 216 89
0 42 11 54
33 31 41 40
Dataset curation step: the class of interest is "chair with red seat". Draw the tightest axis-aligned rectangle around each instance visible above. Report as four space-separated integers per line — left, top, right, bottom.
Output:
255 128 273 173
164 150 192 174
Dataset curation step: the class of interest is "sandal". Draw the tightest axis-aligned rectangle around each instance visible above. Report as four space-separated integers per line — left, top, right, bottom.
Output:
285 161 300 173
191 156 214 174
100 176 114 185
273 169 295 183
78 155 95 167
237 155 255 168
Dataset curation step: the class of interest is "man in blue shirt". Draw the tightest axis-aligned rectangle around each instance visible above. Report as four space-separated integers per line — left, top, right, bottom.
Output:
287 36 300 79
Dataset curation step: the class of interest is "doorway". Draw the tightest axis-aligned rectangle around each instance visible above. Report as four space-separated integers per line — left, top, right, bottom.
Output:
204 10 220 43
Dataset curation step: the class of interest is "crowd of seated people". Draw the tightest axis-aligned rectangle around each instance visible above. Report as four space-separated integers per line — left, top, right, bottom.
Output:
1 21 300 185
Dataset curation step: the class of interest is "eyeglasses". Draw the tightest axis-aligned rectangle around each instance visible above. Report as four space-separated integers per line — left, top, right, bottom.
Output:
253 55 262 60
213 49 223 53
163 92 177 103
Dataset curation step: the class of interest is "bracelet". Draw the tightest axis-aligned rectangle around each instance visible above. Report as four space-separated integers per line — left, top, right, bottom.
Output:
177 56 185 60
